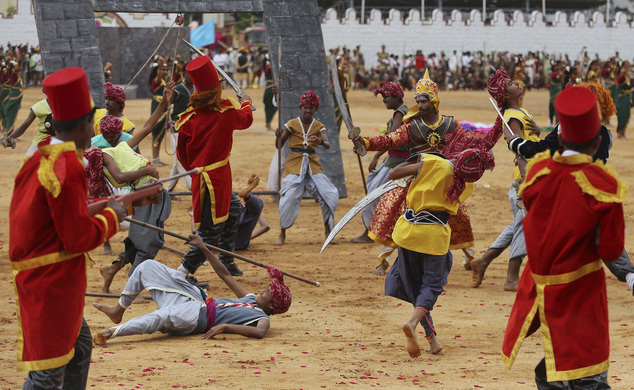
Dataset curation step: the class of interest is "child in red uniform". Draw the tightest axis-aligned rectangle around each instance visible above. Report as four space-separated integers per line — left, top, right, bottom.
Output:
501 87 626 388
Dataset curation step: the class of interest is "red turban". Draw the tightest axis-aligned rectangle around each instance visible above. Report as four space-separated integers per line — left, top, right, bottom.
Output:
299 90 319 108
446 148 495 202
104 82 126 113
373 81 404 99
267 265 292 315
487 69 509 109
100 115 123 138
84 148 112 201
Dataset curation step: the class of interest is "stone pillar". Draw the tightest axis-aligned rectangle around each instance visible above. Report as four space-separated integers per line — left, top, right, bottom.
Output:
33 0 105 106
263 0 347 197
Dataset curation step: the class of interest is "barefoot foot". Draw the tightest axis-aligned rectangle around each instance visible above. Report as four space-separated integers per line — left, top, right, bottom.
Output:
100 260 123 294
349 231 373 243
426 334 443 354
93 329 113 346
372 262 389 275
103 241 114 256
503 278 519 291
93 303 125 324
470 258 486 288
273 231 286 246
403 323 422 358
238 174 259 199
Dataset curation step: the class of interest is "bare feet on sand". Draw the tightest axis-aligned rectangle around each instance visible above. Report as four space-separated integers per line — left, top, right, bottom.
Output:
372 262 389 275
426 334 443 354
93 303 125 324
93 328 113 346
100 260 123 293
273 230 286 246
403 323 421 358
238 174 259 199
103 240 114 255
470 258 487 288
349 230 373 243
503 258 521 291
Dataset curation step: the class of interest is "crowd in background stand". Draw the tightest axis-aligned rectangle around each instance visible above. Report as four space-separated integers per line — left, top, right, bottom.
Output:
0 43 43 89
326 44 631 95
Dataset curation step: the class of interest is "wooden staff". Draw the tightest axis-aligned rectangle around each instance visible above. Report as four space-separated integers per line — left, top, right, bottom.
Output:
86 291 152 300
124 217 321 287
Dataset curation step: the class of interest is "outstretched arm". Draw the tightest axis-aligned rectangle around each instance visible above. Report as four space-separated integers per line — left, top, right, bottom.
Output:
7 108 36 139
126 81 175 149
389 160 420 180
103 153 158 185
202 318 270 339
186 235 249 299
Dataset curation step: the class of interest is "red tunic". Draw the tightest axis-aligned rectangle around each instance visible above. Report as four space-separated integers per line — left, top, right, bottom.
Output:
176 98 253 226
502 151 626 382
9 139 121 371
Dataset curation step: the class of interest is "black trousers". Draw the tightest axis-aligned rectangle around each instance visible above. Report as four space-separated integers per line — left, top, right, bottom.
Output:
23 318 92 390
182 191 242 274
534 358 611 390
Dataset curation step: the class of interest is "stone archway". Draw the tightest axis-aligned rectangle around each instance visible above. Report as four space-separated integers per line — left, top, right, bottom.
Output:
32 0 346 196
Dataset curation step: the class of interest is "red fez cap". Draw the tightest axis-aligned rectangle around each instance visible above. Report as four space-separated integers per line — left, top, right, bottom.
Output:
555 86 601 144
186 56 219 92
43 67 93 121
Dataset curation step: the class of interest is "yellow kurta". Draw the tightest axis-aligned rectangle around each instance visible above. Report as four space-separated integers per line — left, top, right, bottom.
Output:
93 108 136 136
504 108 539 180
283 117 325 175
393 154 473 255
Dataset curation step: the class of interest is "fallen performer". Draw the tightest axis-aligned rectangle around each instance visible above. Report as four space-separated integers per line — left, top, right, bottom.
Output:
93 234 292 345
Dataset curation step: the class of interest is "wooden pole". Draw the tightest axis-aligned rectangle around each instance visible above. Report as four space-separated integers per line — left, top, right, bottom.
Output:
125 217 321 287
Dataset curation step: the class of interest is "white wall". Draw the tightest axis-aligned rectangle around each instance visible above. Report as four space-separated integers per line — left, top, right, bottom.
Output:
0 0 38 48
322 8 634 69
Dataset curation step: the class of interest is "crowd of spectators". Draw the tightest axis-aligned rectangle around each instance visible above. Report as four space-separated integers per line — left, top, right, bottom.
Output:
0 43 43 88
327 45 629 94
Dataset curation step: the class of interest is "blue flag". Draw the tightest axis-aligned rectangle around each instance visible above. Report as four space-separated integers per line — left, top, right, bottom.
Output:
190 19 215 49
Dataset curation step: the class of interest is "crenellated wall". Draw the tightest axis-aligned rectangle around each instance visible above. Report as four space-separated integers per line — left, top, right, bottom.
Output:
322 8 634 69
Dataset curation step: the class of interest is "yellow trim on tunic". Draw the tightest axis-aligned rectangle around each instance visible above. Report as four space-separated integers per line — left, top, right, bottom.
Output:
501 299 539 369
197 156 231 226
503 260 608 379
36 142 78 198
11 251 83 272
368 230 397 248
532 260 602 286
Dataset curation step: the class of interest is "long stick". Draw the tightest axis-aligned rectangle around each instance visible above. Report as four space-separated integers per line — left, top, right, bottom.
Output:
357 154 368 195
124 217 321 287
488 97 527 178
277 37 283 198
86 291 152 300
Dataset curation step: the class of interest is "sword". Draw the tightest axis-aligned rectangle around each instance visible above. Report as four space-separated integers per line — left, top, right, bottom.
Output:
132 168 200 191
488 97 527 177
330 56 368 194
276 36 283 196
320 176 411 253
178 36 256 111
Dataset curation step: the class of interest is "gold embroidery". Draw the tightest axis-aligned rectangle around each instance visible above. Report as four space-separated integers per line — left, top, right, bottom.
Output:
36 142 77 198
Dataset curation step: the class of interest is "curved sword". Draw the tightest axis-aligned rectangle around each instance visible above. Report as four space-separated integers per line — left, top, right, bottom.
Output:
320 177 411 253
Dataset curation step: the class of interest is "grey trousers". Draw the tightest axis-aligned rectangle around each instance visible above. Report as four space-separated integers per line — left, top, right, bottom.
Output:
23 318 92 390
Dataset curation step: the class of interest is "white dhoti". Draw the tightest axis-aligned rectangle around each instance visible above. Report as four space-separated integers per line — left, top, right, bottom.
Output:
266 147 287 192
278 155 339 230
362 161 392 228
111 260 206 339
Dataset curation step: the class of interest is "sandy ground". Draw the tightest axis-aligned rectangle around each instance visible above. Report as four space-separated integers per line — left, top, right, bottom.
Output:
0 85 633 390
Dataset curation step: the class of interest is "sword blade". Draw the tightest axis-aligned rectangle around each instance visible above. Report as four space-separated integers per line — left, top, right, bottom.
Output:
320 180 400 253
178 36 243 96
330 57 357 137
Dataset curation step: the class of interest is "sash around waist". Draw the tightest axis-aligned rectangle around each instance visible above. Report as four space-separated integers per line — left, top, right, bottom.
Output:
403 208 450 225
290 148 316 155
